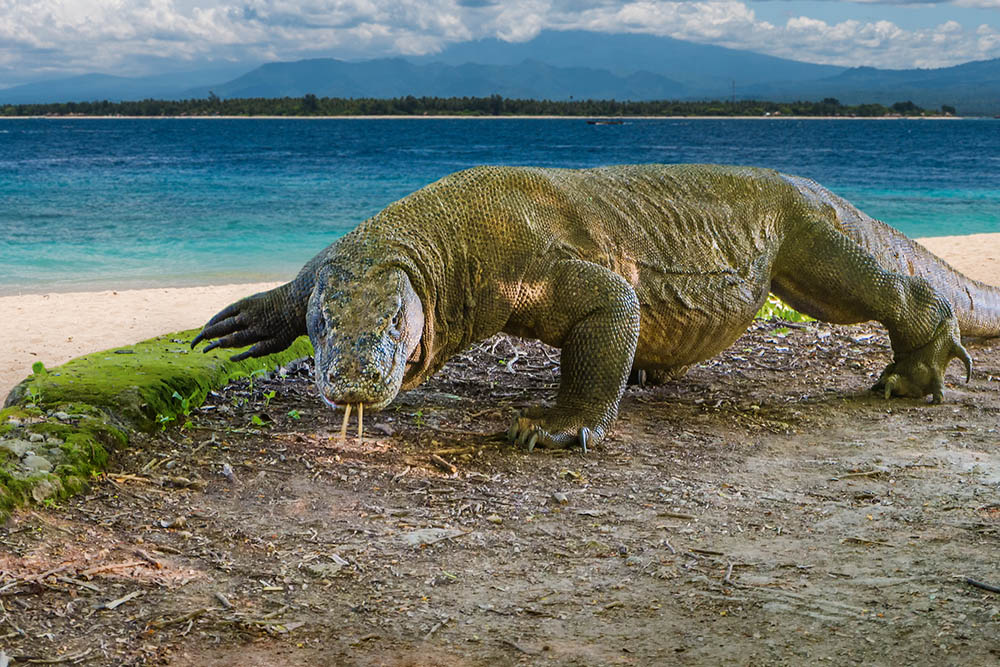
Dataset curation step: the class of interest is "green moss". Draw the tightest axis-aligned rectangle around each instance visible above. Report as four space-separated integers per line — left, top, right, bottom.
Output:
0 329 314 520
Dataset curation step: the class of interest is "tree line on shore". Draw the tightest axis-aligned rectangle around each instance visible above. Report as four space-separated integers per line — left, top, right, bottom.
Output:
0 94 951 118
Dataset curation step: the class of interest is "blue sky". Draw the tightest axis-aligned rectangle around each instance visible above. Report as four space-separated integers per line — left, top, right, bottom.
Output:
1 1 999 87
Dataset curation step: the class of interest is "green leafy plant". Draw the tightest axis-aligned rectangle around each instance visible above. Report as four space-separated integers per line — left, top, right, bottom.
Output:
171 390 195 416
248 367 269 394
32 361 48 376
287 409 301 420
263 390 276 407
156 413 174 431
250 414 267 427
755 294 814 323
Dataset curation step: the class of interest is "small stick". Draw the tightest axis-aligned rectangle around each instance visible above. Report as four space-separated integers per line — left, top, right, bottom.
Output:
19 648 93 664
55 577 101 593
423 616 449 640
341 404 352 440
500 639 540 656
836 470 884 479
689 548 725 556
842 536 894 548
30 564 72 582
80 561 146 577
109 473 156 484
98 590 142 611
148 608 207 629
358 402 364 442
214 592 233 609
430 454 457 475
966 577 1000 594
430 446 476 456
134 549 164 569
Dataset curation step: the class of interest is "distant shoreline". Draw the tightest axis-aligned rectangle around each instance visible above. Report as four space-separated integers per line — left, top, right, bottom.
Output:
0 114 971 121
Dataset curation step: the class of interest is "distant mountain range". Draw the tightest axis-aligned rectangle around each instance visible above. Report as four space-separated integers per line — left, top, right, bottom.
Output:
3 30 999 113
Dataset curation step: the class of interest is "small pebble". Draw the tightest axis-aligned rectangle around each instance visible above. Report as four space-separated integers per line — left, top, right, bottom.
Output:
28 433 44 443
551 492 569 505
486 514 503 524
160 516 188 529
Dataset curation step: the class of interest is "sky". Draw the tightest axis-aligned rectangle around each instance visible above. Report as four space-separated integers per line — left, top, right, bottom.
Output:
2 1 999 86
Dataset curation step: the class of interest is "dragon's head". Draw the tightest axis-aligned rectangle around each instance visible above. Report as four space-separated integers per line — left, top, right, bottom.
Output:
308 265 424 415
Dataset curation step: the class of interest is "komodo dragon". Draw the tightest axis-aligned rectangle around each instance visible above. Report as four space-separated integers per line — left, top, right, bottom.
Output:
192 164 1000 451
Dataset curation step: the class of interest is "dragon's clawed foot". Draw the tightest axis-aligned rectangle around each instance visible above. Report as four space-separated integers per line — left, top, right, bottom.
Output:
872 318 972 404
506 407 601 453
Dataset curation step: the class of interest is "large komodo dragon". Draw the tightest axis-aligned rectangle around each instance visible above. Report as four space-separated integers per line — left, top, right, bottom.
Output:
192 164 1000 451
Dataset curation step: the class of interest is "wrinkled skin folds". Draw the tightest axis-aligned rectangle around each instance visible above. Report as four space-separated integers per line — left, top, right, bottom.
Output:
192 164 1000 452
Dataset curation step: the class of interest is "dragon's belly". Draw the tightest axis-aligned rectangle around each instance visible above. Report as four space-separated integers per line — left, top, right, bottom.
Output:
632 268 770 369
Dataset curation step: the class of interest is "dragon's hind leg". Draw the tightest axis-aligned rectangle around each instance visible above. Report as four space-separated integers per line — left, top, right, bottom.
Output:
771 216 970 403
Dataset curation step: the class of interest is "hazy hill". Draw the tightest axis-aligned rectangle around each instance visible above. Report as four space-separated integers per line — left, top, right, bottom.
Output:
410 30 846 92
1 30 998 113
193 57 689 100
745 58 1000 113
0 66 247 105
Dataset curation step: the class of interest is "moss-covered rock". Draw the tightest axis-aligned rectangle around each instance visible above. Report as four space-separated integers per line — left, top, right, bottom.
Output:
0 329 313 521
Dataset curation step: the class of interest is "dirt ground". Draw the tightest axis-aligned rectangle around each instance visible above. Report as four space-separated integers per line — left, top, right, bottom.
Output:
1 319 998 666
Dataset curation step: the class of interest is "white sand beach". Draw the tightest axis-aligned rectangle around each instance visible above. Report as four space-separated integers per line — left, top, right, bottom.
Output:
2 233 999 398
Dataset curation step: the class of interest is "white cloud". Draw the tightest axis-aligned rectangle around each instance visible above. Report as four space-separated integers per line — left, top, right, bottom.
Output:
557 2 1000 68
0 0 998 85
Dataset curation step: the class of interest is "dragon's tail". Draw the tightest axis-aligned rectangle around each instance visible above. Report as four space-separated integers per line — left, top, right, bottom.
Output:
844 217 1000 338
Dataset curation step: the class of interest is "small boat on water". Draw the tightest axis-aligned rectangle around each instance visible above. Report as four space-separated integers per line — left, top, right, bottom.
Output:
586 119 624 125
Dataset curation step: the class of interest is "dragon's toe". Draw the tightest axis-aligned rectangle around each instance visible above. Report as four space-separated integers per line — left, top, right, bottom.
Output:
506 410 599 453
873 318 971 403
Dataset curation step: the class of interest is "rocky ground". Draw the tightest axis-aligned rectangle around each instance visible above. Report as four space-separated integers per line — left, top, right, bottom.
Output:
1 319 998 665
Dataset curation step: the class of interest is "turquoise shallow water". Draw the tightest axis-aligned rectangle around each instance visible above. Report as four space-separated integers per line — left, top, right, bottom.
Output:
1 117 998 295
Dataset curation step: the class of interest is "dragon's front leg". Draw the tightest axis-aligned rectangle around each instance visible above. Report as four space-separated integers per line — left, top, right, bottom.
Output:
506 260 640 452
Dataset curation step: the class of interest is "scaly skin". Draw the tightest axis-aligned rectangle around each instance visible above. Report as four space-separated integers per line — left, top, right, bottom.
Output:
192 164 1000 451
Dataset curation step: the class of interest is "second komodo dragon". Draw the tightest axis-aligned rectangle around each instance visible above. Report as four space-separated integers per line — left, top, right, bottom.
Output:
192 164 1000 451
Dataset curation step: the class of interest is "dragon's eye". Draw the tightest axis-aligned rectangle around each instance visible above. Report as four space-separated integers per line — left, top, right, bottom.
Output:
390 311 402 330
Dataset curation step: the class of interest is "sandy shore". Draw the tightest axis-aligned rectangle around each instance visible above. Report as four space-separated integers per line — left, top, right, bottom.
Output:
0 282 280 400
2 233 998 399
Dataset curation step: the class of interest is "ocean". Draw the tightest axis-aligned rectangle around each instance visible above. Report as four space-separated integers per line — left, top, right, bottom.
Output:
1 117 998 295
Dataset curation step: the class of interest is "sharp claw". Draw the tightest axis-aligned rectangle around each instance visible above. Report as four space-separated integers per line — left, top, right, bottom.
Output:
526 432 538 452
954 343 973 382
507 422 519 443
579 427 590 454
203 340 220 353
882 375 899 399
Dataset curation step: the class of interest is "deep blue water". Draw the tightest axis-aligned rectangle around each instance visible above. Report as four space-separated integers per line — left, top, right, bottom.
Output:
1 117 998 294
